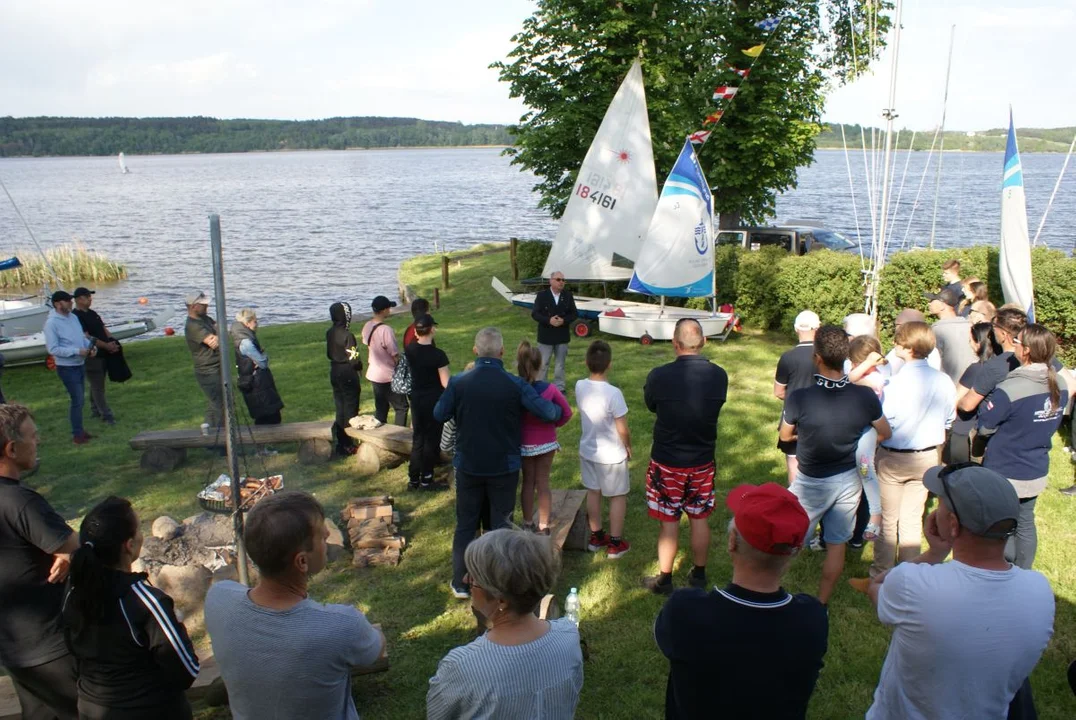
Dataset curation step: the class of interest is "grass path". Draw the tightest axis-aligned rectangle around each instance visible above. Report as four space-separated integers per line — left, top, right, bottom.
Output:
5 247 1074 719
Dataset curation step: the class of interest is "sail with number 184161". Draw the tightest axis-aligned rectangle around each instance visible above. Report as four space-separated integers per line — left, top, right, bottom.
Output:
540 59 658 281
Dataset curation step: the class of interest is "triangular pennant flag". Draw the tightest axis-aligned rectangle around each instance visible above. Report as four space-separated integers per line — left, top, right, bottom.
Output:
705 110 724 125
742 43 765 58
727 65 751 79
756 17 780 32
712 86 738 101
688 130 711 145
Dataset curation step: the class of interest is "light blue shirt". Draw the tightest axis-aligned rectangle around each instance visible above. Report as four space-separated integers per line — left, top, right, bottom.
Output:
238 338 269 369
880 358 956 450
43 309 91 367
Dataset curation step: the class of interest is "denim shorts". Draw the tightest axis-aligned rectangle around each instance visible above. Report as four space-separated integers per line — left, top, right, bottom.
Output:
789 467 862 545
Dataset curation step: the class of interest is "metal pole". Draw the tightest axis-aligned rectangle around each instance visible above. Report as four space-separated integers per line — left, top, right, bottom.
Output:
1032 128 1076 247
209 214 251 586
929 25 956 250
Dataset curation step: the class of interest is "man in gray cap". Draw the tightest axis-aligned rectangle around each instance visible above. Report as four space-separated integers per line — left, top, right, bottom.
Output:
184 291 223 433
864 464 1054 720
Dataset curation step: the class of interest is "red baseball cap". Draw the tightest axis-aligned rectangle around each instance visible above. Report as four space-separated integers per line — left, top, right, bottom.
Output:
726 483 809 554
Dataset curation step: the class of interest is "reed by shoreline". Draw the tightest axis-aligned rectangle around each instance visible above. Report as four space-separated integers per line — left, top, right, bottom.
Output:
0 244 126 289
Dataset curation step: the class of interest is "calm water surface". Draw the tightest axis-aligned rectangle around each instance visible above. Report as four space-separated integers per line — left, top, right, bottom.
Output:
0 148 1072 333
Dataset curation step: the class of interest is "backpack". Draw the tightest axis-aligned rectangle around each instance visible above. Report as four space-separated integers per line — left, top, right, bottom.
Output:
391 353 412 395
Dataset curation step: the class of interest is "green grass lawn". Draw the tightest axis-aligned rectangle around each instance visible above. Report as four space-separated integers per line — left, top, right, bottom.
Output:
6 247 1075 719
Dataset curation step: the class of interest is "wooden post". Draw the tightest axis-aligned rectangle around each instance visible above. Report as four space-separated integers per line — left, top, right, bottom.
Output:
433 288 440 309
510 237 519 280
441 255 450 290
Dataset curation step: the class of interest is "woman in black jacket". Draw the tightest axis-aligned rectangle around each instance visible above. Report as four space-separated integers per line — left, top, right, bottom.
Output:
231 308 284 425
63 497 199 720
327 301 362 456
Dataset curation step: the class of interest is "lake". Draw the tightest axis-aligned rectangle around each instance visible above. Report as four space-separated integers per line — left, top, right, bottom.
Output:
0 147 1072 332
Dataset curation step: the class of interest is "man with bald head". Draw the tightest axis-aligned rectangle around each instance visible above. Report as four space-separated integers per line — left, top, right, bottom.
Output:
641 319 729 594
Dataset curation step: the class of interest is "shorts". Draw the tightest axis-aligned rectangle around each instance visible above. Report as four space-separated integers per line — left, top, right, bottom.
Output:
788 468 861 545
580 457 630 497
521 441 559 457
645 459 716 522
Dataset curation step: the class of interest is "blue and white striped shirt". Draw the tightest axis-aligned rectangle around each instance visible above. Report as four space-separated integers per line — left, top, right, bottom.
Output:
427 618 583 719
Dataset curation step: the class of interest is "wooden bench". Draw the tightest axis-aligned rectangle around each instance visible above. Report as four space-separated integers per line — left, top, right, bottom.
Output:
0 629 389 718
549 489 588 552
130 421 334 472
346 424 415 476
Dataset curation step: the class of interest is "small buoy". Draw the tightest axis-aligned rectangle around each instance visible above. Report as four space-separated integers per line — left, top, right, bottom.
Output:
163 326 175 336
138 297 148 305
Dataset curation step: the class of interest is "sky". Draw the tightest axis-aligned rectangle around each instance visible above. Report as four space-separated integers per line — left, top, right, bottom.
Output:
1 0 1073 132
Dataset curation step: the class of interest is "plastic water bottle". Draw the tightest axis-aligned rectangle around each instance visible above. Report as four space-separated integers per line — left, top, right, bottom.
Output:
564 588 580 627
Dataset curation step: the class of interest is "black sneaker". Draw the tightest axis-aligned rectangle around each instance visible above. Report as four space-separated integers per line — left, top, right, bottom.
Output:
687 572 707 590
420 482 449 492
407 481 421 491
450 583 471 599
641 575 674 596
848 537 865 549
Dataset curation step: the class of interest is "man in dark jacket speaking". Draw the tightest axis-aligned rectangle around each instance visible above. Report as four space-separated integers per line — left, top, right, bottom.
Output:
531 271 578 392
434 327 563 599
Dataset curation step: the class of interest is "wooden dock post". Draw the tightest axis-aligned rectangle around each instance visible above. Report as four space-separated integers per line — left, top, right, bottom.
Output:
510 237 519 280
433 288 440 309
441 255 450 290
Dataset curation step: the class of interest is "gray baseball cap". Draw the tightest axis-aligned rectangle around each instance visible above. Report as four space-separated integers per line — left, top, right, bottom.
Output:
923 464 1019 539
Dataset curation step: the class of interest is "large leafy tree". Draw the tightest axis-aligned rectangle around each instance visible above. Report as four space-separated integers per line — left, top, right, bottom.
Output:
493 0 891 227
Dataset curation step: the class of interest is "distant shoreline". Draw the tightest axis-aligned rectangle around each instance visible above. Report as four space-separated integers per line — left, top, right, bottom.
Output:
0 145 514 160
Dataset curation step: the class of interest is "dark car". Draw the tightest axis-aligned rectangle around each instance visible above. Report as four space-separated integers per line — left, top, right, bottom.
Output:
716 224 858 255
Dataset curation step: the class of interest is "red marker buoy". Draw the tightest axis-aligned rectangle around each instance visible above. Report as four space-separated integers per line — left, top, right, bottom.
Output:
163 326 175 336
138 297 149 305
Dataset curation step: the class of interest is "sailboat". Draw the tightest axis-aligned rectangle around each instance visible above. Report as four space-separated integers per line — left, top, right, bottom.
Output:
598 140 736 342
118 153 130 174
492 59 662 336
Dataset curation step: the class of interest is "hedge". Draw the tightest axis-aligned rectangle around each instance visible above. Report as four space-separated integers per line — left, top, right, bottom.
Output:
506 240 1075 365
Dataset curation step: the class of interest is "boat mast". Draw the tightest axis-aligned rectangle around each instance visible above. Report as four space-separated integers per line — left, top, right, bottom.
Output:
928 25 956 250
867 0 904 317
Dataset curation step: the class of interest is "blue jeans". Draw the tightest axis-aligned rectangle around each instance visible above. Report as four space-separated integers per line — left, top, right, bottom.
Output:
56 364 86 436
789 467 861 545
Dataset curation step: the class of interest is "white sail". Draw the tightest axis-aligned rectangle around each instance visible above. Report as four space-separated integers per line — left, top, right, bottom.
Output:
541 59 658 281
999 111 1035 320
627 140 714 297
118 153 129 174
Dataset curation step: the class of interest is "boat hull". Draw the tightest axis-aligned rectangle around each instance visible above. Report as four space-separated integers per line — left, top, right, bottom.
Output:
598 308 737 342
0 300 49 336
0 308 175 367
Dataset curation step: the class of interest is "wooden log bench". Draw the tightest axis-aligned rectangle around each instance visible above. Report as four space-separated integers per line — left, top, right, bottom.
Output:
549 489 588 552
0 625 391 717
345 424 413 476
129 421 335 472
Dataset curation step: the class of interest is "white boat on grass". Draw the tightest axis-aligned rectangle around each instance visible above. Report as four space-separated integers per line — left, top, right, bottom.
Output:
598 140 736 343
0 307 175 367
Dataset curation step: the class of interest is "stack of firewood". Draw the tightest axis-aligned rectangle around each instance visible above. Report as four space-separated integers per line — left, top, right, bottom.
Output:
340 496 406 568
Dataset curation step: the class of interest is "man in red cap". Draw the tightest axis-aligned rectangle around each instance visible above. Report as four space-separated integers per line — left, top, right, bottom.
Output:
655 483 829 720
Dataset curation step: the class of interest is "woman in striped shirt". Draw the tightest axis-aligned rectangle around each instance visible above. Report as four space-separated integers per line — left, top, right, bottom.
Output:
427 528 583 719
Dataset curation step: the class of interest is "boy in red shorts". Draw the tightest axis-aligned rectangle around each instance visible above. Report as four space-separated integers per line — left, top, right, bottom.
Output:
641 319 729 594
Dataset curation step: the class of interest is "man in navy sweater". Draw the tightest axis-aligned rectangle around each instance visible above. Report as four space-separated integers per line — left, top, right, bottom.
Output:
434 327 562 598
531 271 578 392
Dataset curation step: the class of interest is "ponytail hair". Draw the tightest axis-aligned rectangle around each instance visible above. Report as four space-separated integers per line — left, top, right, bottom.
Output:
70 496 139 623
1020 324 1061 411
516 340 543 382
970 322 1002 363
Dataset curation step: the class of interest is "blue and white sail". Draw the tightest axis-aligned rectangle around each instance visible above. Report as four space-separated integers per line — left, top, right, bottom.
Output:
627 140 714 297
999 110 1035 321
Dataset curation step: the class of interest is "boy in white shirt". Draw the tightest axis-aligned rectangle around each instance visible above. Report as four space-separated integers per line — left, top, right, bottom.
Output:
575 341 632 558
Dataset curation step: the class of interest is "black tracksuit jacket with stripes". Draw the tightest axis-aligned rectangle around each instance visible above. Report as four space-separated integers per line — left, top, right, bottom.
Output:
62 570 200 718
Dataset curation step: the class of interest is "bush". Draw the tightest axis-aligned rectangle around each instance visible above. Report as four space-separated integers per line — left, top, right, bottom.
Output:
713 244 741 306
734 246 786 328
515 240 552 280
775 250 866 331
1029 247 1076 367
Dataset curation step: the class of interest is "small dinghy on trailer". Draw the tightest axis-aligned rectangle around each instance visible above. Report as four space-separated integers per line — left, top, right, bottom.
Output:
598 140 736 343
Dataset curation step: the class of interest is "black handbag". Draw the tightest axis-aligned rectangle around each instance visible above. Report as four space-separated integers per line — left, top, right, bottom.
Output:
105 342 133 383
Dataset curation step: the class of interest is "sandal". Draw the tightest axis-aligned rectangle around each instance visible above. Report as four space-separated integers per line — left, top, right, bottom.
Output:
863 522 880 542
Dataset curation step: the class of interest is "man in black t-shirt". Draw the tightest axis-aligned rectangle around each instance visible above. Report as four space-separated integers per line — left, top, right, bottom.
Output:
774 310 821 484
780 326 891 604
184 291 224 431
0 404 79 719
656 482 828 720
72 287 119 425
405 314 450 490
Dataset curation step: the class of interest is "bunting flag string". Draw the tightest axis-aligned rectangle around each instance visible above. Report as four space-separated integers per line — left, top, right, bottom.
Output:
685 14 783 147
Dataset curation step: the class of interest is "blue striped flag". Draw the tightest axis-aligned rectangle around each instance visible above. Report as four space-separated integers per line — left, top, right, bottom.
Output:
999 109 1035 321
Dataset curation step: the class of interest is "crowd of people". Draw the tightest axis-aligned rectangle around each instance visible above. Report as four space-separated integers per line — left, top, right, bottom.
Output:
5 258 1075 719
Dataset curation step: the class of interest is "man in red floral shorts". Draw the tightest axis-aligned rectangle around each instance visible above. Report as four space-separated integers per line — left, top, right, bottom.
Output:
642 319 729 595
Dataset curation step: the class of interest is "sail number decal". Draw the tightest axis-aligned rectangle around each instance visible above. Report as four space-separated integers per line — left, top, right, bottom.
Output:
575 183 618 210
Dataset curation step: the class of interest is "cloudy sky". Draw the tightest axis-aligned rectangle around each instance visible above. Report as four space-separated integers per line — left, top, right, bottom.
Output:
2 0 1072 132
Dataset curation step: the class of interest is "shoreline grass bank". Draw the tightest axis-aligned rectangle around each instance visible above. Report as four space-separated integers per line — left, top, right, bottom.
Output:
0 243 126 289
4 246 1074 719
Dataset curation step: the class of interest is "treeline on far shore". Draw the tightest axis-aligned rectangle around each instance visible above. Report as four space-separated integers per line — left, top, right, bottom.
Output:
0 116 514 157
817 122 1076 153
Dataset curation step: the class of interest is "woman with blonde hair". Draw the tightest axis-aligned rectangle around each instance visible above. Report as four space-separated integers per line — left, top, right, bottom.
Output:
230 308 284 425
427 528 583 719
517 340 572 534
